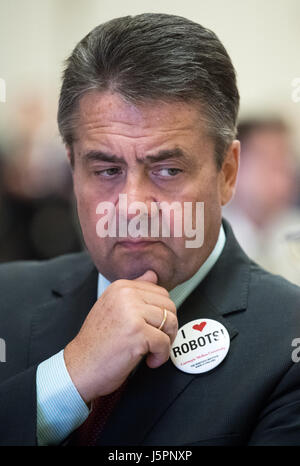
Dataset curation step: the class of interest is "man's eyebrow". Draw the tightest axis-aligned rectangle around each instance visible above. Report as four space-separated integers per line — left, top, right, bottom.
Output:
82 148 187 164
143 148 187 163
82 151 125 163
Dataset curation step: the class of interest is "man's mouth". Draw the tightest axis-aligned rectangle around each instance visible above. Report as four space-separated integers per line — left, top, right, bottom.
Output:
117 239 161 250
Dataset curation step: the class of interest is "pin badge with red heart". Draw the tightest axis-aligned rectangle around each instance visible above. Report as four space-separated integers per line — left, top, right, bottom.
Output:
170 318 230 374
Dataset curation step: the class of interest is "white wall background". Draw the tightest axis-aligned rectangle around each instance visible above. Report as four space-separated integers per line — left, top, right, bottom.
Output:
0 0 299 146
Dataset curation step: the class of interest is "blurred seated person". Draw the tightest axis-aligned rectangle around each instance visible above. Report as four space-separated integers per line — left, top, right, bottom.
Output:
0 96 82 261
223 117 300 285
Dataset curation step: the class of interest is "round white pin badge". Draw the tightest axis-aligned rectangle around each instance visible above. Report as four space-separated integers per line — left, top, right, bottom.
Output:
170 318 230 374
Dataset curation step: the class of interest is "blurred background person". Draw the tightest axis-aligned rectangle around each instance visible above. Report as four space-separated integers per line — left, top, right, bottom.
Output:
223 117 300 285
0 94 82 262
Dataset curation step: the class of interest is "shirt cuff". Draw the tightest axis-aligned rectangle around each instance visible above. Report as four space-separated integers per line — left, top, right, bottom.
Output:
36 349 90 446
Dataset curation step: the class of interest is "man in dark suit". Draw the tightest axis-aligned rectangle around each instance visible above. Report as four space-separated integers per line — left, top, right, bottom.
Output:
1 13 300 446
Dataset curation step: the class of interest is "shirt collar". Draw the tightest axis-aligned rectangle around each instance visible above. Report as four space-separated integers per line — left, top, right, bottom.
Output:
97 224 226 308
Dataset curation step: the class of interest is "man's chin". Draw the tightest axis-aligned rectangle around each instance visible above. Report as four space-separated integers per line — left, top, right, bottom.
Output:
109 264 160 281
91 243 176 287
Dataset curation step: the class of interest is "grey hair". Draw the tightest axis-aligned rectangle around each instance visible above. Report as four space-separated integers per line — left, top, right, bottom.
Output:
57 13 240 169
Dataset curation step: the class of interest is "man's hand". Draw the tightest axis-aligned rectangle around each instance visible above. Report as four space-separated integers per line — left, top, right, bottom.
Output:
64 271 178 403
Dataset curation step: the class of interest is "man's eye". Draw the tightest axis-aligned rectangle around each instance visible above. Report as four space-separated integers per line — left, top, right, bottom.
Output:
154 168 182 177
94 168 122 177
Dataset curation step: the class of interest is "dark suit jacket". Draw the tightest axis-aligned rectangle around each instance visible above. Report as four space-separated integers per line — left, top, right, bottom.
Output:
1 219 300 446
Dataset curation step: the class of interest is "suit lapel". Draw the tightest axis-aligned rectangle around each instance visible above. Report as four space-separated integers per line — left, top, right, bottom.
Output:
28 254 98 366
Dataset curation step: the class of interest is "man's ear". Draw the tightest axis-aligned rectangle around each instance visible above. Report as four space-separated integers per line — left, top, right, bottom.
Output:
219 140 240 206
65 144 74 169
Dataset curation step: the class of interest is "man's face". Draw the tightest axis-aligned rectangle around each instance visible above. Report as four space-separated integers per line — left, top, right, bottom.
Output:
69 91 238 290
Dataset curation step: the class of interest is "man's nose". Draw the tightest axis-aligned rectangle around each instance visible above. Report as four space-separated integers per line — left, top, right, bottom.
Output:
119 173 155 209
116 173 158 229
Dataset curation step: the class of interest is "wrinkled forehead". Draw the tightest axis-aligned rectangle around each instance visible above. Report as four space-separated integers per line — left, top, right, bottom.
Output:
74 91 209 140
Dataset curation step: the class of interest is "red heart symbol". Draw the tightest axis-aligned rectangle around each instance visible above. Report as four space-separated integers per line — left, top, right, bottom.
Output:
193 322 207 332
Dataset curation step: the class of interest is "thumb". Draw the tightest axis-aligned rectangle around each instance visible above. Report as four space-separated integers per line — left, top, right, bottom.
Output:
134 270 158 284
